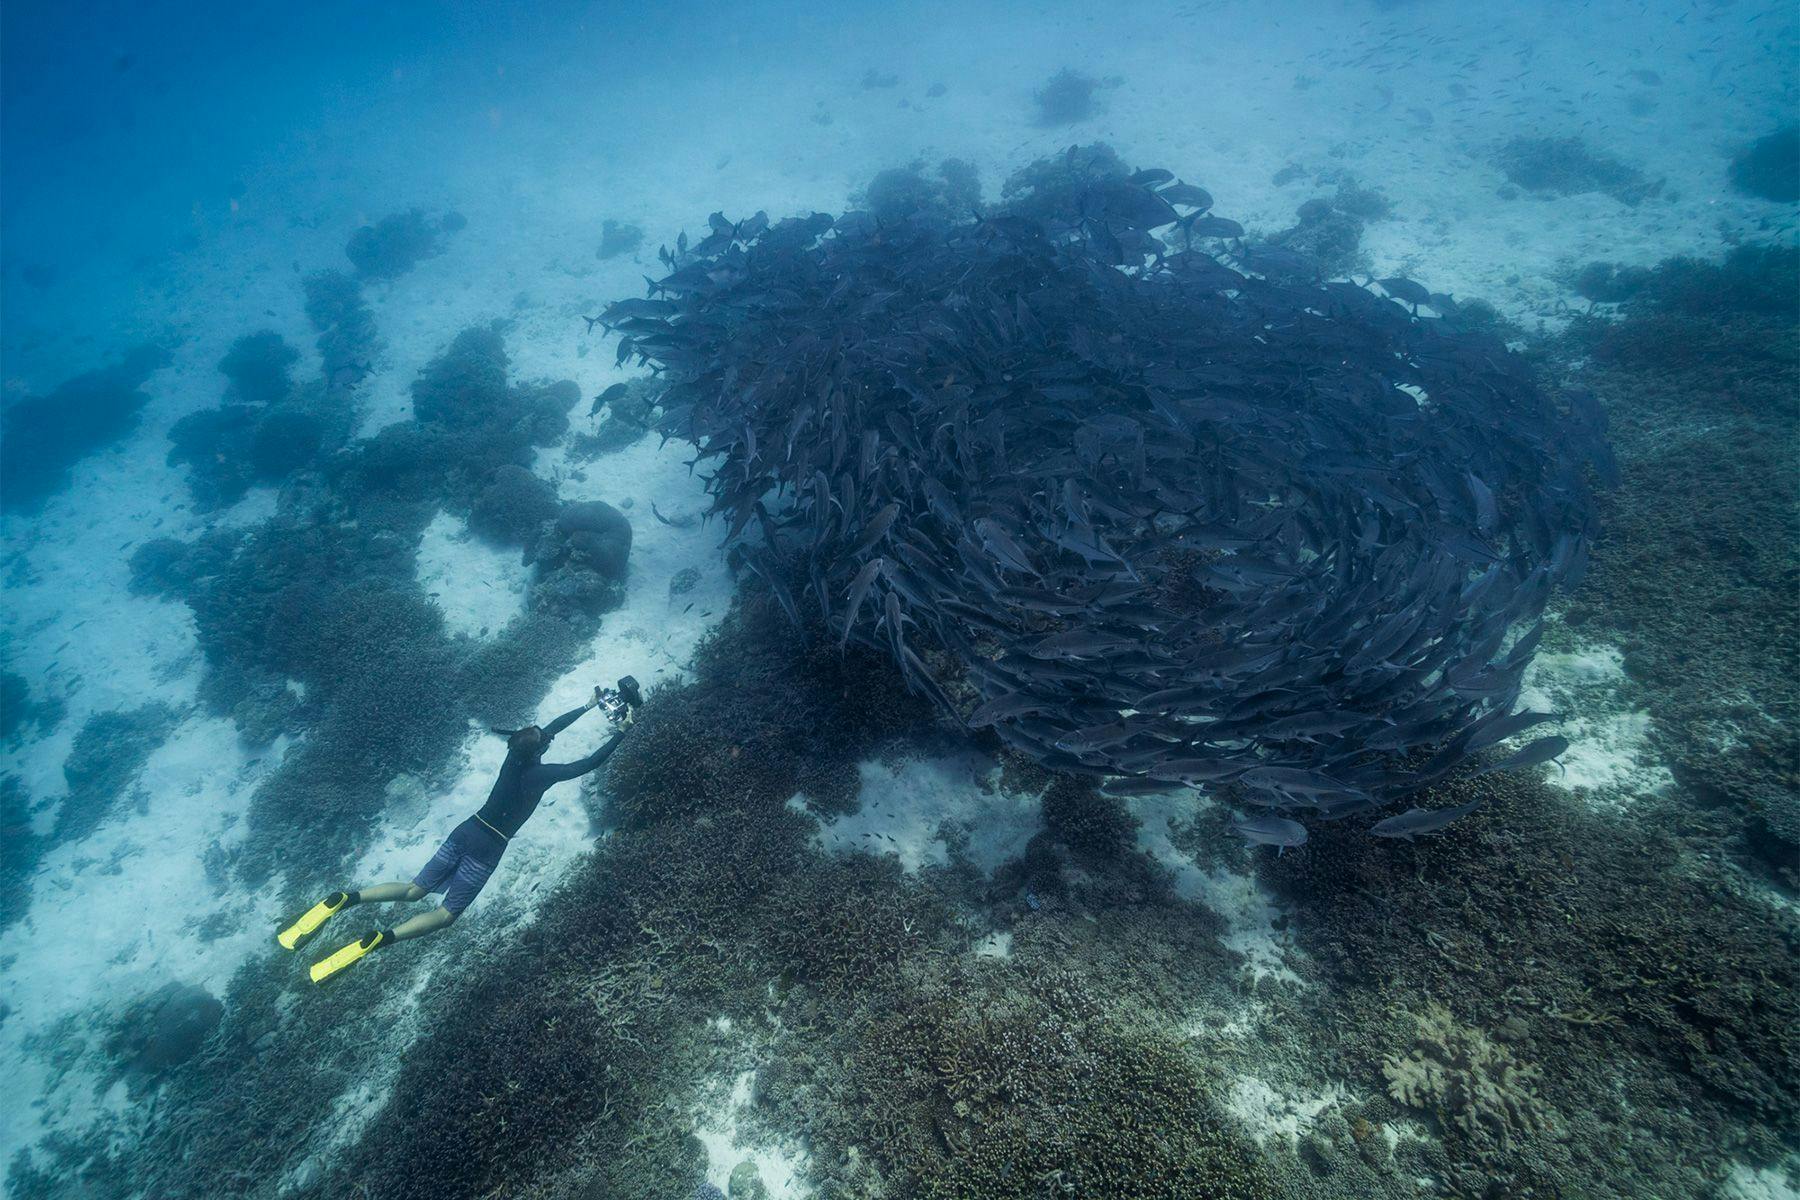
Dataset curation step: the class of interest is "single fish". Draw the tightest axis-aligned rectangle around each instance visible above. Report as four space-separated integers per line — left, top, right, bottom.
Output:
1476 734 1571 775
589 382 630 418
849 502 901 557
1369 798 1484 840
1232 814 1309 852
839 557 886 649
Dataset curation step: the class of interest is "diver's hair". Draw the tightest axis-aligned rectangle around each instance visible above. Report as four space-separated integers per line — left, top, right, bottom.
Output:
492 726 544 755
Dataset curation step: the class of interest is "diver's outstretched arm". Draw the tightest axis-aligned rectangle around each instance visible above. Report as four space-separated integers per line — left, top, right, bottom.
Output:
532 729 628 786
540 691 602 741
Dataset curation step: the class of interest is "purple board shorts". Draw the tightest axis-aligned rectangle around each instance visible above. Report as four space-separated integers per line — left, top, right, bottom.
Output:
412 816 508 915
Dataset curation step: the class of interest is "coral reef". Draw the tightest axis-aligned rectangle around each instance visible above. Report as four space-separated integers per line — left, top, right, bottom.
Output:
104 983 224 1088
571 376 660 457
1261 177 1392 278
1572 260 1653 305
1729 124 1799 203
0 345 170 514
1496 135 1662 206
217 331 298 406
855 159 982 223
52 703 181 844
344 209 459 279
1268 195 1367 276
1559 245 1799 884
998 140 1128 220
1033 67 1102 125
302 268 381 397
1040 774 1137 861
531 499 633 617
1267 769 1800 1194
469 462 560 555
167 386 339 509
0 774 44 936
604 589 931 828
0 669 63 742
1326 177 1394 222
829 958 1271 1198
219 331 300 406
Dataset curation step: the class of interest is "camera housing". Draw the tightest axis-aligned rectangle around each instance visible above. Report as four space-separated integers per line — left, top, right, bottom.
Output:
598 675 643 724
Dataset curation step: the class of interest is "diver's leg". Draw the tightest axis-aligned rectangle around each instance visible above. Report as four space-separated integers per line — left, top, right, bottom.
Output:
421 845 500 933
348 881 428 903
390 906 456 941
308 903 453 983
287 828 454 957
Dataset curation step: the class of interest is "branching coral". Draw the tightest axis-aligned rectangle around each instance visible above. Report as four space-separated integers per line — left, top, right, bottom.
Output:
829 958 1271 1199
1383 1002 1550 1150
219 330 299 404
1561 245 1800 885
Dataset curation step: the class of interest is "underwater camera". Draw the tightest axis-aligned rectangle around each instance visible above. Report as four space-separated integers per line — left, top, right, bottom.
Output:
597 675 643 723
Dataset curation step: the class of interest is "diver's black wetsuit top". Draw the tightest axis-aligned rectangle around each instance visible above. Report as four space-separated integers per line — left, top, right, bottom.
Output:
473 703 624 839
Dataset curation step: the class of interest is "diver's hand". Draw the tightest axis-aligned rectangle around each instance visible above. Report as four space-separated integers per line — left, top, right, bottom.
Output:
590 686 604 709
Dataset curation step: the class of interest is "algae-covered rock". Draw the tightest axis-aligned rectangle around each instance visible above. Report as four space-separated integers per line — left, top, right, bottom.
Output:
726 1161 766 1200
110 982 225 1076
1729 125 1799 203
530 500 632 618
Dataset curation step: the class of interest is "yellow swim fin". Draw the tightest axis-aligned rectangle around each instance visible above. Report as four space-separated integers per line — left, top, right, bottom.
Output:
309 929 393 985
278 891 351 951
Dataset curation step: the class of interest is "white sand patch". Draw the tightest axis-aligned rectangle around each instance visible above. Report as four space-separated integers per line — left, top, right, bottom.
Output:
1520 641 1674 802
0 321 301 1168
1726 1161 1800 1200
1128 789 1301 984
693 1069 812 1200
1226 1076 1355 1148
414 510 531 638
1183 1007 1261 1042
973 930 1013 959
808 751 1043 875
0 715 289 1163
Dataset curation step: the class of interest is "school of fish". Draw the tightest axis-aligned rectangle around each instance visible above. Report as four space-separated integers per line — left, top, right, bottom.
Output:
601 146 1614 837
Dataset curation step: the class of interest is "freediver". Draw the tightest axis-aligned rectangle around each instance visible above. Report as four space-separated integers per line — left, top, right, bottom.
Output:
278 676 644 983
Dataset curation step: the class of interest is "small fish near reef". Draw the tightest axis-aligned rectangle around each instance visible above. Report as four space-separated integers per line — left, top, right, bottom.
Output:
1232 814 1309 853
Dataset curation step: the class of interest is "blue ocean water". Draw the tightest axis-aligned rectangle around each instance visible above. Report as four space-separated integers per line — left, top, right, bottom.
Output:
2 2 1795 1197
